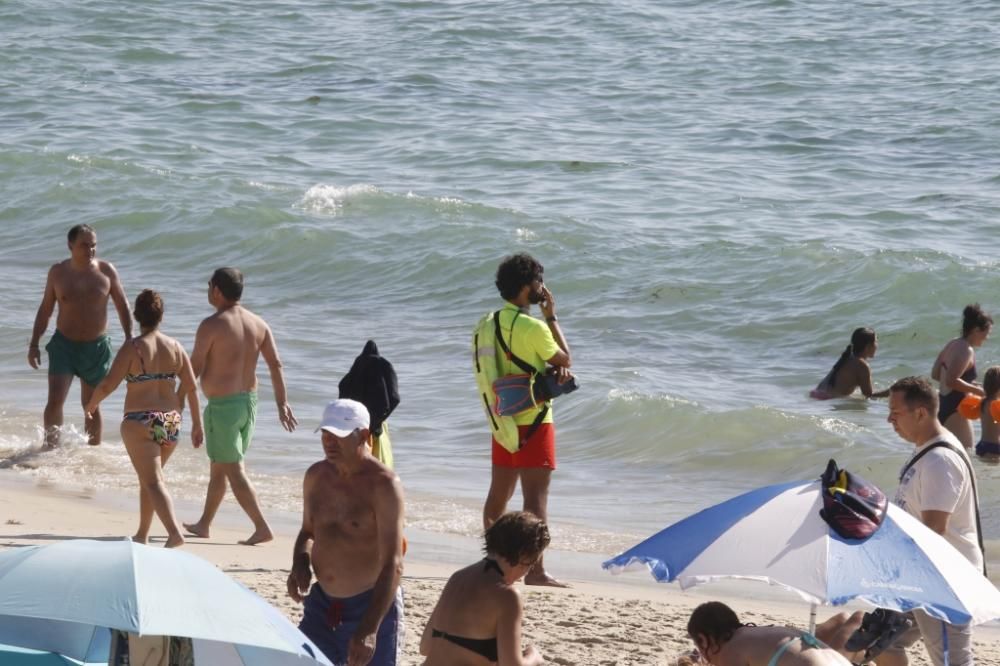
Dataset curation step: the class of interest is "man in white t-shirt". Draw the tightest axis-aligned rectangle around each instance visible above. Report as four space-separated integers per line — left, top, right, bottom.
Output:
888 376 983 666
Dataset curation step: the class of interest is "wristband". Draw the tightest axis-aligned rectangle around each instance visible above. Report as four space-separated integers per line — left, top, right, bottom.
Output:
546 316 558 323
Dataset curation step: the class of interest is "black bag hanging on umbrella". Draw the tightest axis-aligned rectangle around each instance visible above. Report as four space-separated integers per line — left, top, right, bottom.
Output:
818 459 888 540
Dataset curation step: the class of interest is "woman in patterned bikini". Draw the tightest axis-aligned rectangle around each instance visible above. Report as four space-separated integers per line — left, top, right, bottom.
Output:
86 289 202 547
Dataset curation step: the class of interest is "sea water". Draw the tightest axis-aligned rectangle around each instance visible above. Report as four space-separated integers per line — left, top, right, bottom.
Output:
2 0 999 563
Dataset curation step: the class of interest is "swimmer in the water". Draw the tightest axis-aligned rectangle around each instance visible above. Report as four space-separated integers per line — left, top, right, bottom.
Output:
811 328 889 400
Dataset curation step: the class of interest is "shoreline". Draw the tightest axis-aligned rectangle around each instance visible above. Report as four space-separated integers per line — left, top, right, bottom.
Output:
3 471 999 664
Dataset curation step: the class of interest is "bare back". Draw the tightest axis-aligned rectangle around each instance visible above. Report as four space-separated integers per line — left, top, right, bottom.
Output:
422 563 518 665
982 398 1000 444
194 305 271 398
715 626 851 666
305 457 402 598
50 259 115 341
121 333 188 413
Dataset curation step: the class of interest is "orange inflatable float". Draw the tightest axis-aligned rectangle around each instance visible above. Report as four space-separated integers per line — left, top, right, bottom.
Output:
958 394 982 420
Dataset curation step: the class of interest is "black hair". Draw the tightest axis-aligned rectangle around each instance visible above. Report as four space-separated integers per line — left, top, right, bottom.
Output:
67 224 95 243
687 602 743 655
825 327 876 387
495 253 543 301
133 289 164 329
210 267 244 302
889 376 938 414
483 511 550 566
961 304 993 338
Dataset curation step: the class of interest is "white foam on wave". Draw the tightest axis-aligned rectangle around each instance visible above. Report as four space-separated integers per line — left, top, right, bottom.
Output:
298 183 379 215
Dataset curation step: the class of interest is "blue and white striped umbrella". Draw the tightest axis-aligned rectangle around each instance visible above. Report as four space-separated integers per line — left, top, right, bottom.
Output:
603 478 1000 626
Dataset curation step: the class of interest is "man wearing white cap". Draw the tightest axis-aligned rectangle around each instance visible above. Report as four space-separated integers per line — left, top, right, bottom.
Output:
287 399 405 666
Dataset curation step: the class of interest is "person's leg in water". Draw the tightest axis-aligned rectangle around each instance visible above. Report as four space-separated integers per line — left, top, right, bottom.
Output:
520 466 567 587
43 374 73 449
121 419 184 548
80 381 102 446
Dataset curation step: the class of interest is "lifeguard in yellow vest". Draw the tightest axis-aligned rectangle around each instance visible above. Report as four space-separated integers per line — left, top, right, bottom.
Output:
473 253 573 587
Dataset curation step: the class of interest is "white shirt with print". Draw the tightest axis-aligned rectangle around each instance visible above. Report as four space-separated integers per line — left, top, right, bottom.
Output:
894 431 983 571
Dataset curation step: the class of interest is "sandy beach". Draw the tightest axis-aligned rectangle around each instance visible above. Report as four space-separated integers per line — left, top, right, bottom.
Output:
1 472 998 665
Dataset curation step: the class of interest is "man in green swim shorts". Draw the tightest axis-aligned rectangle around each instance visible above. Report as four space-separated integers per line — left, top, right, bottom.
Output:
183 267 298 546
28 224 132 448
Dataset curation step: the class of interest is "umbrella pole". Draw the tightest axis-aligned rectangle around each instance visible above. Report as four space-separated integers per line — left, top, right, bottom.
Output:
808 603 817 635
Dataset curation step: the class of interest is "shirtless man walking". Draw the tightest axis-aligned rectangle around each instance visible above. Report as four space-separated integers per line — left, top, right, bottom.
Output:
287 399 405 666
29 224 132 448
183 267 297 545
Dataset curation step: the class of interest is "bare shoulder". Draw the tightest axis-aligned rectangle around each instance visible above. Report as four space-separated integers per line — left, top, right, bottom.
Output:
367 461 403 499
245 307 271 332
304 460 329 480
495 582 522 611
97 260 119 278
197 311 225 332
48 260 69 280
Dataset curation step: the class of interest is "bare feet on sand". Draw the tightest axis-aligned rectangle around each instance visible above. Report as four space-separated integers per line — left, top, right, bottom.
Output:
183 521 210 538
165 535 185 548
132 533 148 544
525 572 570 588
238 527 274 546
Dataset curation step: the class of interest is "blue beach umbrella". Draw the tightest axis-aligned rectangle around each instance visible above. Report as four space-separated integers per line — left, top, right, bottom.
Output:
603 478 1000 628
0 539 330 665
0 643 101 665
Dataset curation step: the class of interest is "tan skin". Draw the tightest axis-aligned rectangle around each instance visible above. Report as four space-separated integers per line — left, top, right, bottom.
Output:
816 339 889 399
691 625 852 666
287 428 404 666
931 325 991 449
183 280 298 545
483 279 572 588
29 230 132 447
887 391 955 535
84 322 202 548
420 553 544 666
980 378 1000 458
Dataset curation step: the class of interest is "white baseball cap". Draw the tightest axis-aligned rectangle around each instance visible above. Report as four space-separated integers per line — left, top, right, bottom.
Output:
316 399 370 437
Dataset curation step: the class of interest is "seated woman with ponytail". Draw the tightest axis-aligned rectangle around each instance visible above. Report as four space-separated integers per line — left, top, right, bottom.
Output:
811 328 889 400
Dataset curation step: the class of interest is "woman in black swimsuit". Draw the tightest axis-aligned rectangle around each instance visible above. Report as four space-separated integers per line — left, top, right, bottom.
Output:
931 304 992 449
420 511 549 665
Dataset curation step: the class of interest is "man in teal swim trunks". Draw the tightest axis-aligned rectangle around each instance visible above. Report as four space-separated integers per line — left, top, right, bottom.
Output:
183 267 298 545
28 224 132 448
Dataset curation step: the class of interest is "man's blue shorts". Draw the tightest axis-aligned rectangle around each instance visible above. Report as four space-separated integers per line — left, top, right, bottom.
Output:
299 584 404 666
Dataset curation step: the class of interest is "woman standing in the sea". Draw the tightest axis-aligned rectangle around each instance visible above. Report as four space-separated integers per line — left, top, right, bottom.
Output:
931 303 992 449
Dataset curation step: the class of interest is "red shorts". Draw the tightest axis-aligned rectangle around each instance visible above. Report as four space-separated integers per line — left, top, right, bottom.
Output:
492 423 556 469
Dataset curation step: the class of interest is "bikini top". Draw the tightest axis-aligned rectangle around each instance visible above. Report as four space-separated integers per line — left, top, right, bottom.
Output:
125 339 177 384
431 558 502 662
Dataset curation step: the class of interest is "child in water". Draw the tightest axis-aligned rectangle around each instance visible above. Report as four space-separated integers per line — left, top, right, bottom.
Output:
977 366 1000 459
811 328 889 400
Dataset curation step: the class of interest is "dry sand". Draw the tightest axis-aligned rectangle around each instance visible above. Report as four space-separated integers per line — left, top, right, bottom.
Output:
1 473 997 665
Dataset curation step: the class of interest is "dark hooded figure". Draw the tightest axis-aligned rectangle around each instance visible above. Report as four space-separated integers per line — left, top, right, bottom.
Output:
338 340 399 437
